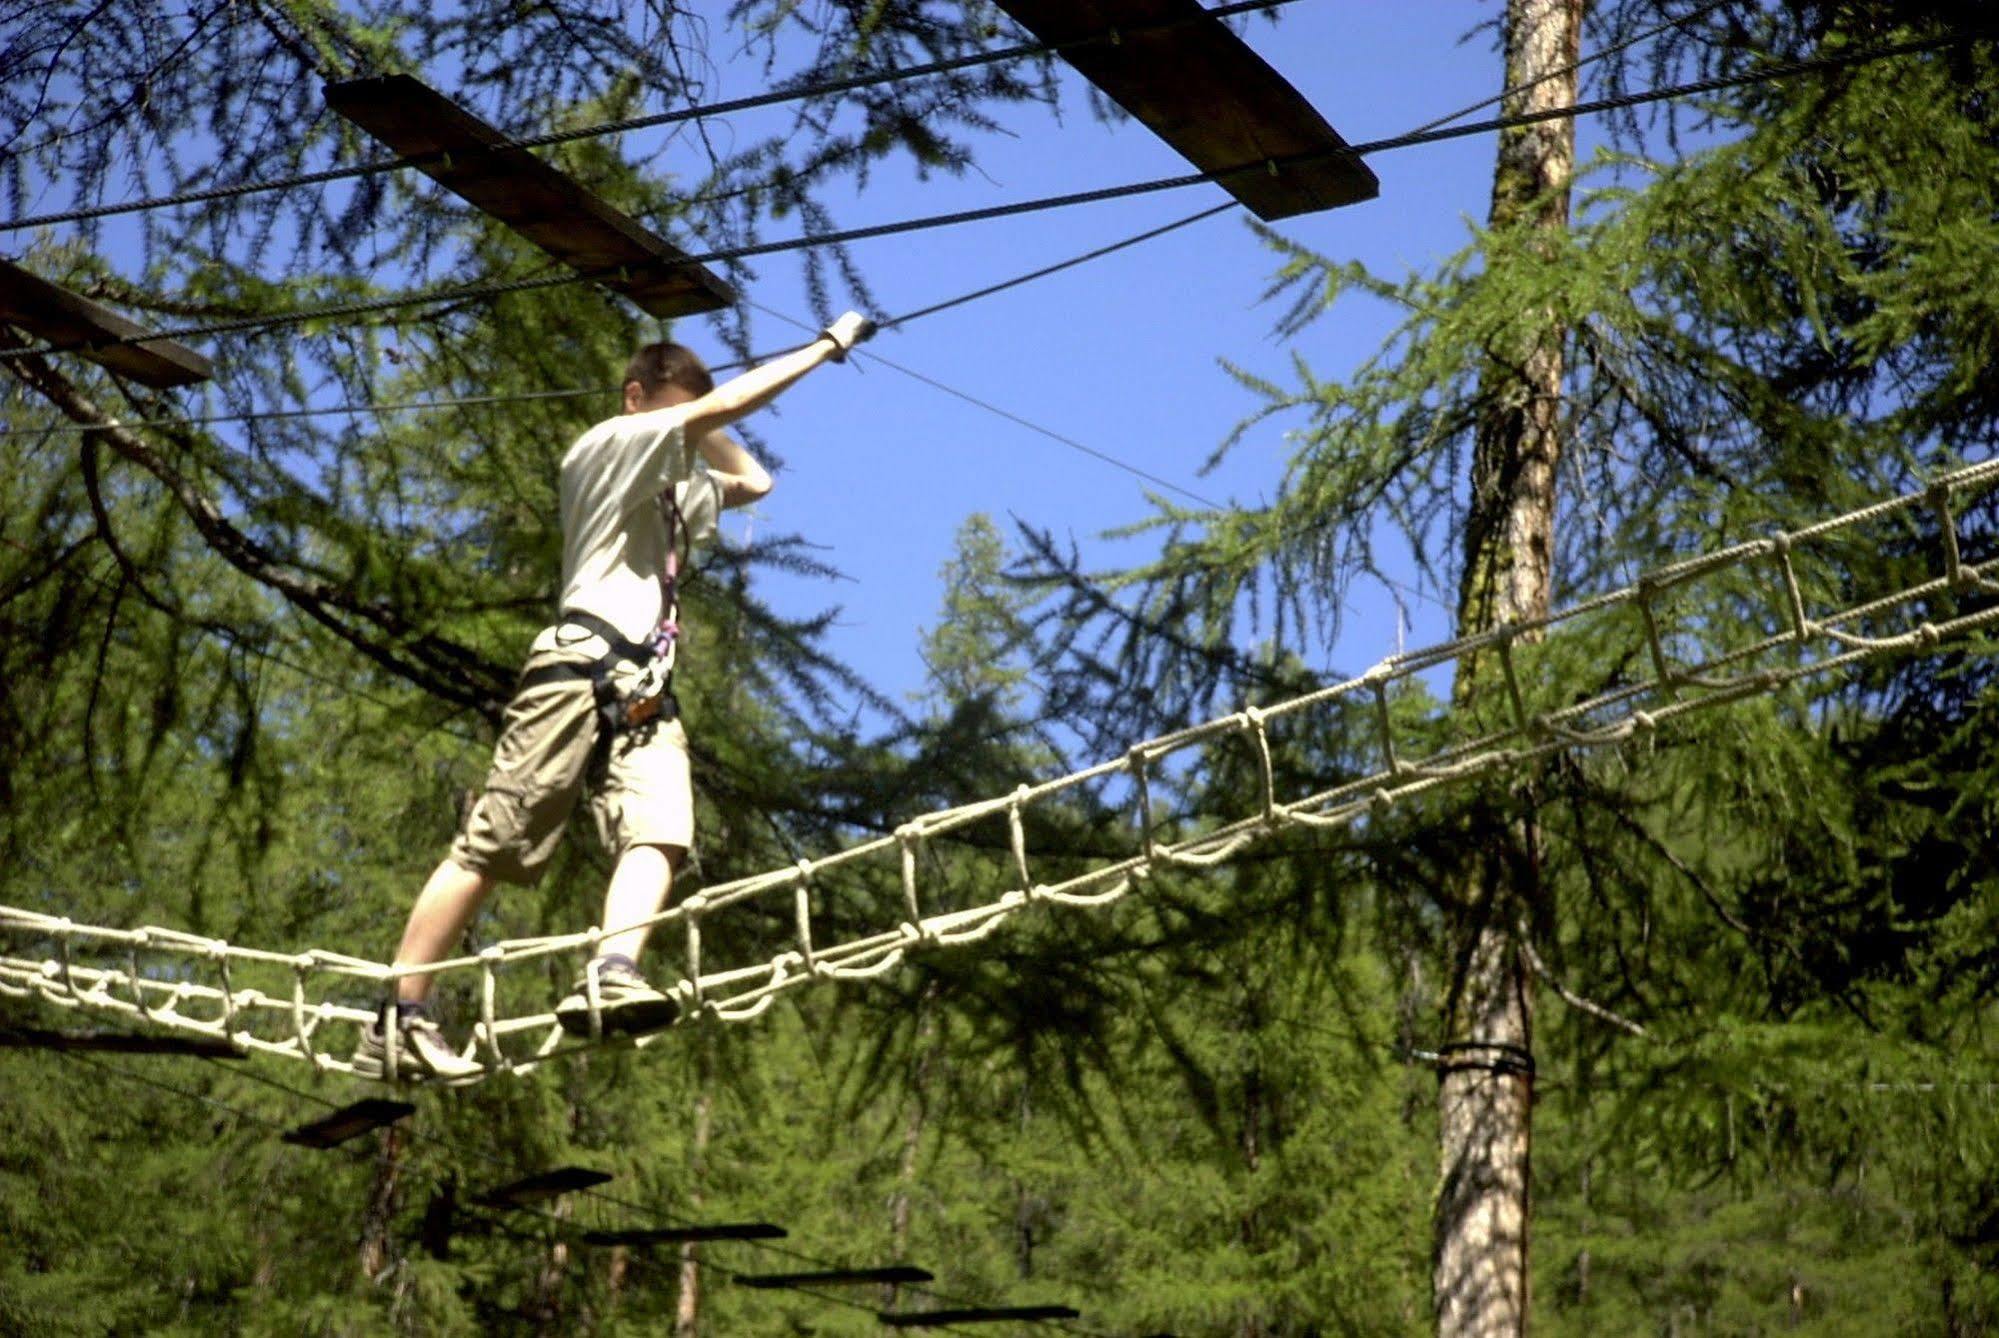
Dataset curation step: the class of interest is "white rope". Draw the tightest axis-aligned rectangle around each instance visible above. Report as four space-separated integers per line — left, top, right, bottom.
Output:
3 458 1995 1083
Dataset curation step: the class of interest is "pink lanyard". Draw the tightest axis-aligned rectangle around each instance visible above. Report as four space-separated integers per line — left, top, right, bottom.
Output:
651 489 686 662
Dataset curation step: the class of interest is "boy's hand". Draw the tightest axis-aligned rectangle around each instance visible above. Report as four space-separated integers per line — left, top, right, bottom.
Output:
820 311 877 361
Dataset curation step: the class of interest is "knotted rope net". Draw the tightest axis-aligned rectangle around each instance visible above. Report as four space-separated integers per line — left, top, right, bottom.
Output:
4 457 1995 1084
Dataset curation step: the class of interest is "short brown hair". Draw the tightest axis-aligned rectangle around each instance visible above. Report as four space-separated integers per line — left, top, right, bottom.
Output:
623 342 713 400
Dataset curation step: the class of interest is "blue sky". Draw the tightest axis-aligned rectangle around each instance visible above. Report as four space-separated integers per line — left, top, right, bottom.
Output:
11 1 1654 721
667 2 1523 710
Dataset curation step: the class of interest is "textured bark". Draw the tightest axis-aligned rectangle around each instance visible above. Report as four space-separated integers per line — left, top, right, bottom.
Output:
886 984 940 1310
530 1195 574 1323
1238 1044 1268 1338
1435 2 1584 1336
358 1124 407 1282
1013 1080 1037 1280
674 1085 713 1338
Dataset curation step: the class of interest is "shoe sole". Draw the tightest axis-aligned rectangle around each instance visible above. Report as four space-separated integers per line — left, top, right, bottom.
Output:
556 996 681 1039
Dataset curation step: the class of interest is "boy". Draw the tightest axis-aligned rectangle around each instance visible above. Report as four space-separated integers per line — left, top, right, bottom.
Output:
355 313 874 1082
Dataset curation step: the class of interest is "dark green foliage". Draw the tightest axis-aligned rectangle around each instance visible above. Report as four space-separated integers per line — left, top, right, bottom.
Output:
6 4 1999 1335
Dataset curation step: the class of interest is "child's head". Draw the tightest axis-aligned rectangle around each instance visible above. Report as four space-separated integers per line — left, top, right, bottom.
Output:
622 341 714 412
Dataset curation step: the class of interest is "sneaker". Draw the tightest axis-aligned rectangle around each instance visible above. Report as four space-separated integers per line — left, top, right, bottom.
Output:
351 1006 485 1086
556 958 681 1038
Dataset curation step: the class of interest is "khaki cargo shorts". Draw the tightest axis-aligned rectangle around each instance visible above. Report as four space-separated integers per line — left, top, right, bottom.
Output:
449 641 694 886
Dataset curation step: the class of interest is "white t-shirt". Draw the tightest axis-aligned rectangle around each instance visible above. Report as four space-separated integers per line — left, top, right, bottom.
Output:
554 405 722 646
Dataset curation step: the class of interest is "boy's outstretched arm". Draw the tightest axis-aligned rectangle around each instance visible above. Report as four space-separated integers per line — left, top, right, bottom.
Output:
678 313 874 444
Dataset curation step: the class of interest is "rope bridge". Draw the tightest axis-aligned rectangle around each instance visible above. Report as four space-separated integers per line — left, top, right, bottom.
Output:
4 458 1995 1085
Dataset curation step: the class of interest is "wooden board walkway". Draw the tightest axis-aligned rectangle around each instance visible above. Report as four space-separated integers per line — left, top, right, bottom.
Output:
994 0 1378 219
326 75 736 318
0 259 214 388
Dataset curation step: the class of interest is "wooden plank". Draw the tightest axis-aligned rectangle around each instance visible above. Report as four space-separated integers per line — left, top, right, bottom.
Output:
281 1098 415 1149
992 0 1378 220
583 1222 787 1246
879 1305 1082 1326
324 75 736 318
473 1165 613 1207
737 1265 934 1289
0 1024 243 1059
0 260 214 388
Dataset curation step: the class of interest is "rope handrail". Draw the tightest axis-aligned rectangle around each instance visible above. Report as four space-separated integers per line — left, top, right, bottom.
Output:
4 456 1995 1082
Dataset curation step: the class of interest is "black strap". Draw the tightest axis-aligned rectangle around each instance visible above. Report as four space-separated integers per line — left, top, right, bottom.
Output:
516 660 598 693
556 608 654 664
516 616 680 733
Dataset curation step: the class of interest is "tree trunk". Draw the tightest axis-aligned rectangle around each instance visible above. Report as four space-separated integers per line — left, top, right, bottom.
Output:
531 1195 574 1323
359 1123 407 1282
675 1084 714 1338
1012 1078 1036 1280
886 983 941 1311
1435 2 1583 1336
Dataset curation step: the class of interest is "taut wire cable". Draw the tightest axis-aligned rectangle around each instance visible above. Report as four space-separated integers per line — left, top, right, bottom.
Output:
0 27 1982 363
0 0 1303 234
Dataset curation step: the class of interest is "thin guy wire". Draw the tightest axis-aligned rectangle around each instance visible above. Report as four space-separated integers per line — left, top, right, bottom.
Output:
1 0 1726 587
0 28 1974 363
1401 0 1736 137
3 203 1237 511
0 0 1732 430
1 202 1239 516
0 0 1302 234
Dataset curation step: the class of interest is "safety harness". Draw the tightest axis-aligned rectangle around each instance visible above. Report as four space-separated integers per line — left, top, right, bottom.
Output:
517 491 688 741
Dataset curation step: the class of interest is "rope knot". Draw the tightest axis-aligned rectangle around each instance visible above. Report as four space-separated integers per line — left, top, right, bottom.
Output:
1370 787 1395 813
1917 621 1941 646
1632 709 1656 733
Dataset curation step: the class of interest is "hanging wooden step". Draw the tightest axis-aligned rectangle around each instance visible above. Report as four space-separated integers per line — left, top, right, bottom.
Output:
0 259 215 388
879 1304 1083 1326
473 1165 613 1208
281 1098 415 1149
737 1265 934 1289
325 74 737 318
0 1024 242 1059
583 1222 786 1246
992 0 1378 219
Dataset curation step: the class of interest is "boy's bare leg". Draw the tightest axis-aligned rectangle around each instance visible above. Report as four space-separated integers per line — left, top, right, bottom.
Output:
596 844 680 967
392 858 495 1004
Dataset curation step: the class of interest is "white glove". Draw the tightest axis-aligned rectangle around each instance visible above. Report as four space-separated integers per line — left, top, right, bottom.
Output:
820 311 877 360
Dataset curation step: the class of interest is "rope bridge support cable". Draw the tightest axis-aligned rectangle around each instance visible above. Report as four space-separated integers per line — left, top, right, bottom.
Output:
2 455 1994 1082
